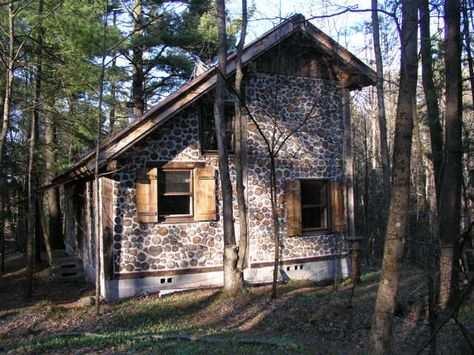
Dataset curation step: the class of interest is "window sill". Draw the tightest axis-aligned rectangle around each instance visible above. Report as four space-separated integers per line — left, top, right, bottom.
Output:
300 230 331 237
202 150 235 156
159 216 195 224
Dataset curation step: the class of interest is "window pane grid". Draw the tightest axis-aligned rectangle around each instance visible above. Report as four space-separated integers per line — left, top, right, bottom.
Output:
301 180 329 231
159 169 193 217
201 100 235 152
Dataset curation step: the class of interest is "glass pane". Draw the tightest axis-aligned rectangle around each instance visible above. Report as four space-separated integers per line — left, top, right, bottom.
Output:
160 195 191 215
160 171 190 193
302 207 327 229
224 105 234 130
225 131 234 150
301 180 326 205
201 102 234 151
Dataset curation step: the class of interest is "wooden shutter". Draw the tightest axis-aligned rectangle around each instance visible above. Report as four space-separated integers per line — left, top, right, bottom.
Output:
101 177 114 279
194 166 217 221
330 180 345 234
286 180 302 237
136 167 158 223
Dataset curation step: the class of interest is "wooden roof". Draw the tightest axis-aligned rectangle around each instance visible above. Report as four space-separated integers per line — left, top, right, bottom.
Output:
53 13 376 184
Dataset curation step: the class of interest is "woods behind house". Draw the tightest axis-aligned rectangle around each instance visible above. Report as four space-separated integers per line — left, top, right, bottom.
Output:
0 0 474 354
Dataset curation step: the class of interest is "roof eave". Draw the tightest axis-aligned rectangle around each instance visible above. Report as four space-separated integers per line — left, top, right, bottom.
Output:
53 14 376 185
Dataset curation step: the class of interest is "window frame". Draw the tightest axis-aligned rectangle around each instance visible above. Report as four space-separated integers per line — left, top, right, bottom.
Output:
137 161 215 224
147 161 205 224
158 168 194 222
199 99 235 154
300 178 330 234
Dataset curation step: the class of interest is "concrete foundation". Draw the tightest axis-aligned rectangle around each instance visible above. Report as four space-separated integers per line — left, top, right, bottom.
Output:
101 255 350 300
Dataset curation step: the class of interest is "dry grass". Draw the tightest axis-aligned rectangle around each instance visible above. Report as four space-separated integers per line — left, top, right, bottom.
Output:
0 252 473 354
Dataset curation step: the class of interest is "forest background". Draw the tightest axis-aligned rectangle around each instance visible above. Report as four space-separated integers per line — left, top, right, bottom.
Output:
0 0 473 353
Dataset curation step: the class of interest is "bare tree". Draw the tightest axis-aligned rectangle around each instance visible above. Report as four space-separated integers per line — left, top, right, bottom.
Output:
228 77 332 299
438 0 463 310
367 0 418 352
0 0 28 166
418 2 444 350
462 0 474 105
234 0 248 279
215 0 243 294
26 0 45 298
131 0 144 118
109 9 119 132
419 0 443 202
0 2 16 168
95 0 111 315
371 0 390 214
43 112 64 254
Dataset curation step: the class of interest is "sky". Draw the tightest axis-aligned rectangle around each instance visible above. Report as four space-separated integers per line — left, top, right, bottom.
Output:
227 0 374 62
143 0 381 107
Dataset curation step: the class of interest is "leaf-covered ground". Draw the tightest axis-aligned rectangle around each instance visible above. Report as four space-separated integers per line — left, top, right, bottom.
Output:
0 251 473 354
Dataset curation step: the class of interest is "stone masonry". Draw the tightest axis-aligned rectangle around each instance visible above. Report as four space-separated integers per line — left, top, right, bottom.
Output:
109 72 348 275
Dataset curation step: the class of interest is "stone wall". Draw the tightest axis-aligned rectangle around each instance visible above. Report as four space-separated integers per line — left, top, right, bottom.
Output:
106 72 348 277
109 106 236 274
245 73 348 263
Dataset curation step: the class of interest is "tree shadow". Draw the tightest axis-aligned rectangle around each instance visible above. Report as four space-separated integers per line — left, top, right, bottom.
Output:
0 256 94 312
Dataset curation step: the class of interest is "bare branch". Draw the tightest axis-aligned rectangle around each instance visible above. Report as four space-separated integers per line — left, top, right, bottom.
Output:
415 278 474 354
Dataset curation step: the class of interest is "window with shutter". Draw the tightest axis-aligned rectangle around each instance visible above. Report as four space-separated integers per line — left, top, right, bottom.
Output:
194 166 217 221
135 164 217 223
330 180 346 234
301 180 329 231
286 179 345 236
286 180 302 237
136 168 158 223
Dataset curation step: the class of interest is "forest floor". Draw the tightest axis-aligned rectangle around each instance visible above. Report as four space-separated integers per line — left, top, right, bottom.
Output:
0 247 473 354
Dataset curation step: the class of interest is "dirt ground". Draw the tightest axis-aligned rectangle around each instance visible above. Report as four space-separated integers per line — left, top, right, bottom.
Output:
0 246 473 354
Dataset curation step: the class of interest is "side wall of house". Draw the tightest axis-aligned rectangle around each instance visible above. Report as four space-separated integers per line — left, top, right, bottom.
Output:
60 81 351 299
244 72 349 282
109 105 232 275
99 71 349 299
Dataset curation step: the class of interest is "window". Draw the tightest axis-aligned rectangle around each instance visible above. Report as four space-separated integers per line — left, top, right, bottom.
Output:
286 179 344 237
135 164 217 224
158 170 192 217
200 100 234 152
301 180 328 231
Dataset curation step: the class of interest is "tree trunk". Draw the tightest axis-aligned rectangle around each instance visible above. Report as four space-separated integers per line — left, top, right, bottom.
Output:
39 198 53 266
462 0 474 105
0 83 4 274
35 200 42 265
418 3 442 346
367 0 418 352
419 0 443 202
132 0 144 118
234 0 248 280
270 155 280 299
371 0 390 226
94 0 110 315
0 199 5 274
0 5 16 248
215 0 242 294
363 116 371 259
44 113 64 251
109 10 118 132
438 0 463 310
0 3 15 169
26 0 45 298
